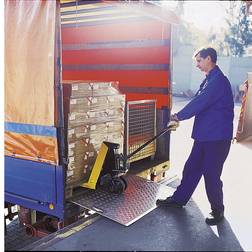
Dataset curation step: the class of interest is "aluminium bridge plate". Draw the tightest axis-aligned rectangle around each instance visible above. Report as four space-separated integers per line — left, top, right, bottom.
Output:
70 175 175 226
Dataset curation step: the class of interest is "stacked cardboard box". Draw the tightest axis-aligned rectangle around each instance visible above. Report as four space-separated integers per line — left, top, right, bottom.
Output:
63 81 125 195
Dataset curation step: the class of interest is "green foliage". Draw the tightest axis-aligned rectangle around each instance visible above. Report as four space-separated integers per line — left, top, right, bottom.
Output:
224 3 252 56
171 1 208 55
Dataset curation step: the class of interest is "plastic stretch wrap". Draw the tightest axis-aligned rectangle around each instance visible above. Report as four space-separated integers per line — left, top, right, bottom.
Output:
63 81 125 191
5 0 56 126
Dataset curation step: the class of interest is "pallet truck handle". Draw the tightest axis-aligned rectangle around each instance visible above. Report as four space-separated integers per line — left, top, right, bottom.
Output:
126 124 175 160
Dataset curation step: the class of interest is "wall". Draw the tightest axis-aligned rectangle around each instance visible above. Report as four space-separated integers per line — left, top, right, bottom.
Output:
172 44 194 94
172 44 252 94
228 57 252 87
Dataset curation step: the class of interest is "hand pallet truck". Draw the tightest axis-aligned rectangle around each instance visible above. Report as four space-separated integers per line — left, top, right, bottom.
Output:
82 123 177 194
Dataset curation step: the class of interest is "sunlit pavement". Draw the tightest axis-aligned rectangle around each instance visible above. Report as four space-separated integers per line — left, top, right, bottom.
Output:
171 96 252 251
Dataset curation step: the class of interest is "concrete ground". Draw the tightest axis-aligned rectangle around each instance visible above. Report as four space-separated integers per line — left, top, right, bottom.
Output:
17 97 252 251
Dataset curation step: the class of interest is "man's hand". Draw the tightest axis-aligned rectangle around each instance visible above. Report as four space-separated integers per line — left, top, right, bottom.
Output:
167 114 179 131
167 120 179 131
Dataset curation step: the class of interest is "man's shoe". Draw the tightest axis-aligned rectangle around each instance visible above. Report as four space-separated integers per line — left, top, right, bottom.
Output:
205 211 224 225
156 197 183 208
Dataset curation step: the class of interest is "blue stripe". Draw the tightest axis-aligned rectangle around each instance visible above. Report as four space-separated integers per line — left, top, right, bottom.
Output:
62 39 170 50
61 12 130 22
60 0 102 8
61 16 153 28
61 5 118 16
63 64 169 71
5 122 57 137
119 86 169 94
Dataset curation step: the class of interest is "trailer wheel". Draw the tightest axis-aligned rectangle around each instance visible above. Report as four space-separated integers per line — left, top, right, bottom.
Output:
42 216 57 232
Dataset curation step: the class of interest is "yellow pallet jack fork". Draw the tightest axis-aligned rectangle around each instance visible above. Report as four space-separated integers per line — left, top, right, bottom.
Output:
82 143 109 190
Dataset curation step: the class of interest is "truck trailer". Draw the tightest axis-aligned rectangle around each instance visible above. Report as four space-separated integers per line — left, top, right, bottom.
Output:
5 0 179 236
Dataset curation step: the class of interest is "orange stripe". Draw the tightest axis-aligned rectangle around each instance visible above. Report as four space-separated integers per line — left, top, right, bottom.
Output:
62 47 170 64
62 20 170 44
5 131 58 165
63 70 169 87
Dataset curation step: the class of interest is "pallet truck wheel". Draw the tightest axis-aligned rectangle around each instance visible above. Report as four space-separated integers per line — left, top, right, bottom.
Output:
108 179 115 193
119 176 128 191
114 179 125 194
109 178 125 194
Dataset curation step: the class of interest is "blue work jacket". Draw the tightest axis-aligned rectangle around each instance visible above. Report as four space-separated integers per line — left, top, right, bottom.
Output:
177 65 234 141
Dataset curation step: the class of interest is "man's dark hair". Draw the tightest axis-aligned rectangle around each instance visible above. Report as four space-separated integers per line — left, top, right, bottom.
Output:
194 47 217 63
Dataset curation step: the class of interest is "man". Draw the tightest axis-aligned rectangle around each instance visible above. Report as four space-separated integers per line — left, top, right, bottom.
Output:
157 47 234 226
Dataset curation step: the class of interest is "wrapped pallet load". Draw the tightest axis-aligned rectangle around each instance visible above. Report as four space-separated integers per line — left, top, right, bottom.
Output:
63 81 125 197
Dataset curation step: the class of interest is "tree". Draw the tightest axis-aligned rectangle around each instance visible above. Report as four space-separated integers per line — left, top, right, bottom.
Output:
171 1 208 55
224 2 252 57
207 1 252 57
207 27 229 56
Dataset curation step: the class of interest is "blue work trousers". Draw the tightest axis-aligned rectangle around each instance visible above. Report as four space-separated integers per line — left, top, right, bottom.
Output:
172 140 231 212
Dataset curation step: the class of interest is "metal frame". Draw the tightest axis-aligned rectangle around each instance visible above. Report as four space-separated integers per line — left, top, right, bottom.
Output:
5 156 65 219
126 100 156 162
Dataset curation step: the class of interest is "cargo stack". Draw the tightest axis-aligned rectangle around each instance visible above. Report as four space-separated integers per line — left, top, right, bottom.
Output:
63 81 125 198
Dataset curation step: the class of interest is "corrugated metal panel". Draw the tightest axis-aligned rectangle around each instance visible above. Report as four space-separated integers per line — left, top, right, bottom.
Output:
61 1 172 108
63 46 169 64
60 1 180 25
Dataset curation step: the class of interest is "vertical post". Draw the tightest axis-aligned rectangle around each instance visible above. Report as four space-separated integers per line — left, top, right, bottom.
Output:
54 0 66 219
155 22 171 161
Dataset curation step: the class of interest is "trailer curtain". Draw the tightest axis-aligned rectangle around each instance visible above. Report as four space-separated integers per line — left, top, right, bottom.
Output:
5 0 59 164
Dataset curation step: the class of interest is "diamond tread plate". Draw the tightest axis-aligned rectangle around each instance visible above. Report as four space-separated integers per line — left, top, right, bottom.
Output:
70 175 175 226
